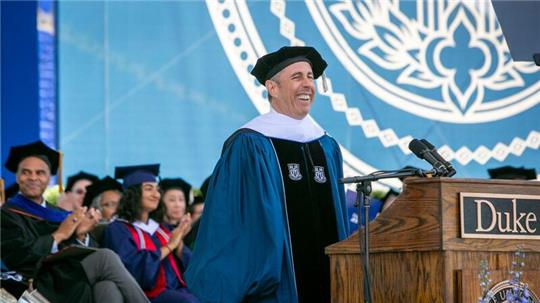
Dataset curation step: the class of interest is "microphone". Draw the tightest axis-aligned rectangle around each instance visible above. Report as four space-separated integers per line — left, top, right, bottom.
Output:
408 139 449 177
420 139 456 177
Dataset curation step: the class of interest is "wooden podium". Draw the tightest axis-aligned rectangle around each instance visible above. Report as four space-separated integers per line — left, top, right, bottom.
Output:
326 178 540 302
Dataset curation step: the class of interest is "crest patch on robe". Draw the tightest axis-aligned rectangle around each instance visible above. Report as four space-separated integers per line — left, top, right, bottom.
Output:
287 163 302 181
313 166 327 183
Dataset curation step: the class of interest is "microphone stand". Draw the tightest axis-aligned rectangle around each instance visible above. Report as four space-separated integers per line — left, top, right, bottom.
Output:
356 180 372 303
339 168 433 303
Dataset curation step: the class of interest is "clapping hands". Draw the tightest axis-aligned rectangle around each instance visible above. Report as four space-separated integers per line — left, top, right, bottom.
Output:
168 214 193 251
52 207 102 244
75 207 102 241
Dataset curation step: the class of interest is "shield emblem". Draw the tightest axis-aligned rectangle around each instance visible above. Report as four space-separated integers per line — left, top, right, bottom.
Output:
313 166 327 183
287 163 302 181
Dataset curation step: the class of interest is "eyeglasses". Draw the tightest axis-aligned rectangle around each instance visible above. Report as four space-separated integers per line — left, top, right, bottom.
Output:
101 201 119 208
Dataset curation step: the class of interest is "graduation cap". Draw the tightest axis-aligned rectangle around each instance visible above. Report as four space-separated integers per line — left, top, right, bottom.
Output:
83 176 123 207
4 140 60 175
115 164 160 188
65 171 99 192
159 178 192 203
251 46 328 85
200 175 211 200
5 182 20 200
487 165 537 180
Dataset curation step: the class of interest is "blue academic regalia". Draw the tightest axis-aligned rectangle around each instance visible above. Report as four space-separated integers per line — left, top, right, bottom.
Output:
185 131 349 303
102 220 198 303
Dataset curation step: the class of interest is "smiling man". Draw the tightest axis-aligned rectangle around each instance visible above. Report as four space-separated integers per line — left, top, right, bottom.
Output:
186 46 349 303
1 140 149 303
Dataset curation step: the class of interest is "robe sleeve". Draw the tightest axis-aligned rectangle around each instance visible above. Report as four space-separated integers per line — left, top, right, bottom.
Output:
101 221 162 290
176 245 192 273
0 208 56 276
185 132 292 303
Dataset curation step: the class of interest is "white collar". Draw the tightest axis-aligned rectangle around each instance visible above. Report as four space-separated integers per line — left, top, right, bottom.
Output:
133 218 160 235
241 108 325 143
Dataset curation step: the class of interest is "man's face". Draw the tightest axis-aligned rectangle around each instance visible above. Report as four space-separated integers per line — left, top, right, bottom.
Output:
266 61 315 120
16 156 51 202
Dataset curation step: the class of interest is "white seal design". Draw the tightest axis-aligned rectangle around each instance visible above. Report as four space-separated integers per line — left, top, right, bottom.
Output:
287 163 303 181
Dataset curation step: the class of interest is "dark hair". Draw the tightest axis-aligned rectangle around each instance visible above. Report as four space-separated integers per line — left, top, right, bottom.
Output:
116 185 142 222
149 197 165 223
188 195 205 214
65 171 99 192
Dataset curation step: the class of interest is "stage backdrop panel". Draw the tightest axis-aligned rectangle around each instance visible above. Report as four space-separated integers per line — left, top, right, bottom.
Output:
58 0 540 187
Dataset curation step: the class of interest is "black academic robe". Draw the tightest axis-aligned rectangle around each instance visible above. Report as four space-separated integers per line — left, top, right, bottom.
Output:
1 201 96 302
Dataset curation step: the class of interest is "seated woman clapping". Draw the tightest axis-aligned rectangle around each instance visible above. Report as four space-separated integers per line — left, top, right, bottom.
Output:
102 164 199 303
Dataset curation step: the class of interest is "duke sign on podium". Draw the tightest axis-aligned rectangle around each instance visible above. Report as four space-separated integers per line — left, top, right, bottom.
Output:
461 193 540 239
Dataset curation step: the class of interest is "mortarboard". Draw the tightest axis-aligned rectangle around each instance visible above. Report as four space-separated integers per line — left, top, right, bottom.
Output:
159 178 192 202
115 164 160 188
251 46 328 85
83 176 123 207
199 175 211 200
5 182 20 200
487 165 537 180
66 171 99 192
4 140 60 175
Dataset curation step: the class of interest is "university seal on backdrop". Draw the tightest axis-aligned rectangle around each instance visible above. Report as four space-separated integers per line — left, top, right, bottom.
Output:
207 0 540 183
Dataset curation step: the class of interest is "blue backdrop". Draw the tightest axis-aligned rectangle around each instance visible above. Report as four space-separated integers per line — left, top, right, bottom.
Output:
56 0 540 188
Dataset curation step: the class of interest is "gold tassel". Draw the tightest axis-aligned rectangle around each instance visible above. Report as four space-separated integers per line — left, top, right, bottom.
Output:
0 178 5 204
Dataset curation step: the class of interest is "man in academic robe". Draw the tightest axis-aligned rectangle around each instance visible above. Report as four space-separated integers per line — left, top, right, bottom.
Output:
185 46 349 303
1 140 149 303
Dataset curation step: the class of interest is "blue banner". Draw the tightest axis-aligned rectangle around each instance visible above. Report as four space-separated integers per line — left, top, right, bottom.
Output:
58 0 540 187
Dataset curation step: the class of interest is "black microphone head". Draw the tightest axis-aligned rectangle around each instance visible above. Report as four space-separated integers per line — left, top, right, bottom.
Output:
420 139 435 149
421 138 457 177
408 139 428 159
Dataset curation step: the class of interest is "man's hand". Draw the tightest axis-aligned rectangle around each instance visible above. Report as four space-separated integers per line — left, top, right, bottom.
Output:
51 207 86 243
75 208 102 241
56 192 78 211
